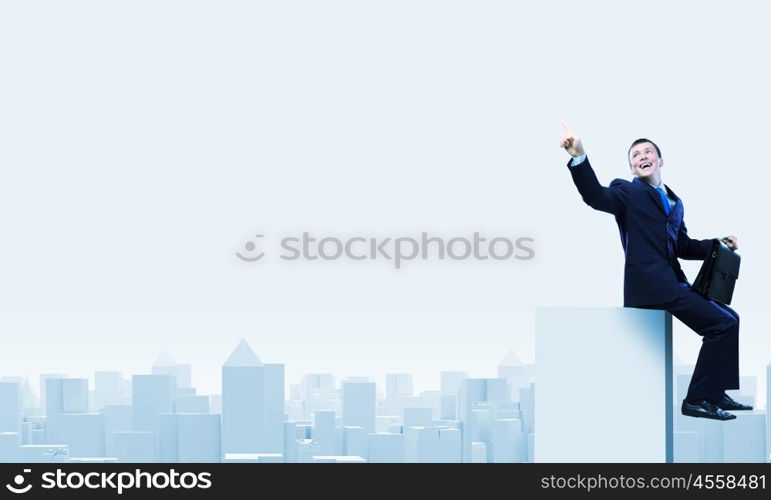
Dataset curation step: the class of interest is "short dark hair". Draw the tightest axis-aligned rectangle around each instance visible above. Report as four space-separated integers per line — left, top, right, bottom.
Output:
627 138 662 165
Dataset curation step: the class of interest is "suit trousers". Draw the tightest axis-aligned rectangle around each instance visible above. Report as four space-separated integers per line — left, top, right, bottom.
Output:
640 282 740 401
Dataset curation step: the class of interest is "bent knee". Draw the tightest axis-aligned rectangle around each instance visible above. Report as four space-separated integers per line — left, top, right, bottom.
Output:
721 315 739 334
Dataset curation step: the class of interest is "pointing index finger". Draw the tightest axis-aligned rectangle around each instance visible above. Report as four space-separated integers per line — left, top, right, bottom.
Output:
561 120 574 135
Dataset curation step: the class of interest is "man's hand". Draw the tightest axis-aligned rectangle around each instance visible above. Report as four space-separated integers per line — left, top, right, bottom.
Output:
722 235 739 250
559 121 585 158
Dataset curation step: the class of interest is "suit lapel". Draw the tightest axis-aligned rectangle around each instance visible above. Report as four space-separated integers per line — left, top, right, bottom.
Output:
634 178 670 217
664 185 683 223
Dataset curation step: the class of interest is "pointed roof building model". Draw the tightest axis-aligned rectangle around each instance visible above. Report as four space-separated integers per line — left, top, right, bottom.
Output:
224 339 263 367
498 349 523 367
153 350 176 367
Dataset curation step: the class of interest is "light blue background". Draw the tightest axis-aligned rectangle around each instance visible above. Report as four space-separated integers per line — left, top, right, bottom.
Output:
0 1 768 407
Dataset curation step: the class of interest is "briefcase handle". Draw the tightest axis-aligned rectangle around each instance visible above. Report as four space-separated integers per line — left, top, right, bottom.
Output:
717 237 735 257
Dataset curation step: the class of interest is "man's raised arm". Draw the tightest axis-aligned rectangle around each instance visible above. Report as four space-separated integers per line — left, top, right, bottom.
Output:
559 121 628 216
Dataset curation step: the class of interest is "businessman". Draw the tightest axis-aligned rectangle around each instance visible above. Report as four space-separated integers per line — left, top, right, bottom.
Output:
558 122 751 421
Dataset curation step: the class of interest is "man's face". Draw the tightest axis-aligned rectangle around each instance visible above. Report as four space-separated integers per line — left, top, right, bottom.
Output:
629 142 663 181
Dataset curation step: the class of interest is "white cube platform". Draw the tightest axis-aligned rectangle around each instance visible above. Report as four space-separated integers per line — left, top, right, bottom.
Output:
535 307 673 462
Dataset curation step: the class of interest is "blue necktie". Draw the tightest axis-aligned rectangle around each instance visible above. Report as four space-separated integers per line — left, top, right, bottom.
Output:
656 186 671 215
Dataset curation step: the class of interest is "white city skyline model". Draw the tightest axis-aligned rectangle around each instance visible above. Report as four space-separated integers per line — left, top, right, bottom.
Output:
0 339 766 463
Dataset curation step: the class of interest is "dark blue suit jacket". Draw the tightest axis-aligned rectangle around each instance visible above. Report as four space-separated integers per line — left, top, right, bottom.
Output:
568 157 713 307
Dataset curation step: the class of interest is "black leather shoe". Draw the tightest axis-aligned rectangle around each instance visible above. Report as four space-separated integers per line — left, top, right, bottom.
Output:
681 399 736 420
711 393 753 411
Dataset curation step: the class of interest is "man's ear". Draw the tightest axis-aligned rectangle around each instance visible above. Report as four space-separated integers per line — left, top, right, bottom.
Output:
659 158 664 169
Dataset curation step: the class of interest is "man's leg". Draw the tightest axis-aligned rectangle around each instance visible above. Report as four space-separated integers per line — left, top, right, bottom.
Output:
665 283 740 401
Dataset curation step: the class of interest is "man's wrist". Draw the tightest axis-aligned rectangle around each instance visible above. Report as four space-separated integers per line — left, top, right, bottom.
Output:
570 153 587 166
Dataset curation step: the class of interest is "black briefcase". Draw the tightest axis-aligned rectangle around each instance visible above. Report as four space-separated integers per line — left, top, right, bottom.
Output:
692 239 740 305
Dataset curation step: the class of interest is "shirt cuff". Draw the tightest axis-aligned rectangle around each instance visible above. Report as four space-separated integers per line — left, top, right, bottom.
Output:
570 153 587 167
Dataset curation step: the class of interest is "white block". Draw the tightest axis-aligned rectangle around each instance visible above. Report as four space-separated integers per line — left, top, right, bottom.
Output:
342 382 376 434
368 433 404 463
283 422 297 463
31 430 45 445
0 432 20 462
458 378 509 462
175 395 209 413
158 413 178 462
112 431 157 463
405 427 461 463
296 439 321 463
178 414 221 463
386 374 413 398
312 455 366 463
471 442 487 463
19 445 70 463
420 391 442 420
59 413 105 458
382 396 420 420
132 375 174 433
440 372 468 396
224 453 282 463
313 410 336 455
61 379 89 413
222 359 264 455
519 385 535 433
674 431 702 462
699 419 725 463
343 426 368 459
0 383 21 435
536 307 673 462
490 419 525 463
263 363 285 453
103 405 132 457
20 422 33 445
375 415 400 433
210 395 222 414
404 407 432 429
94 372 124 409
727 376 757 400
723 413 766 463
440 395 457 420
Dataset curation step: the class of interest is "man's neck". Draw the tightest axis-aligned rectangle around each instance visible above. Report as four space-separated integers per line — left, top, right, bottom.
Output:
640 176 664 188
